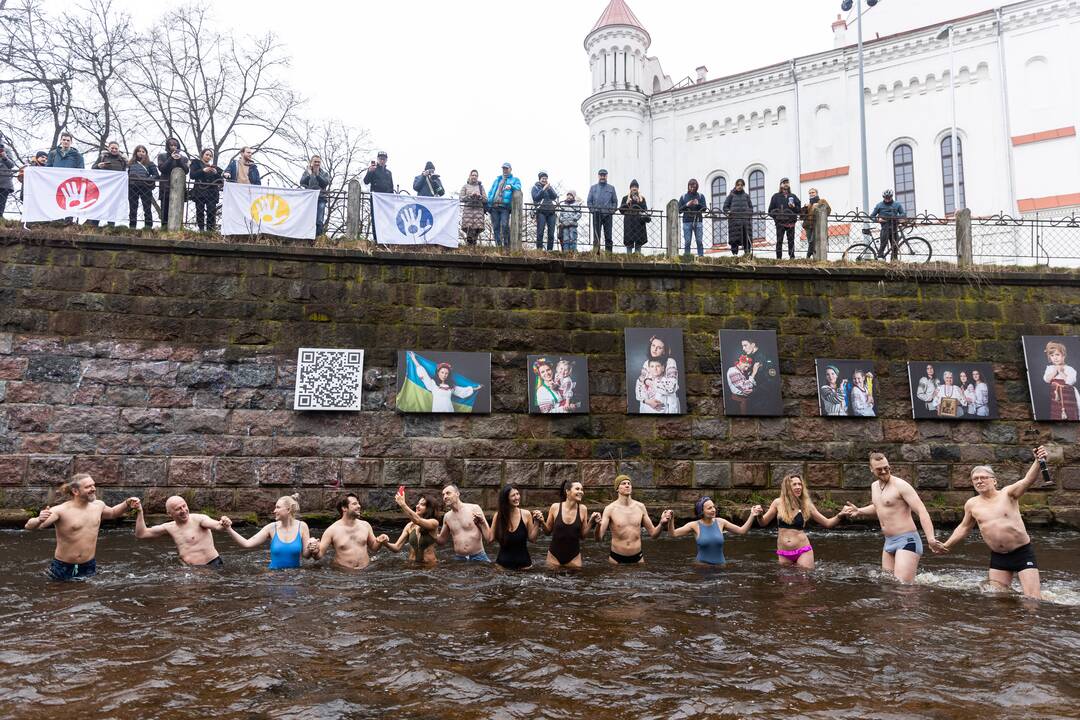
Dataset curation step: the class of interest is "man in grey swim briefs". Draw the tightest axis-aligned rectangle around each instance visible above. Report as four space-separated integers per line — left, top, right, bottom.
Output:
842 452 945 582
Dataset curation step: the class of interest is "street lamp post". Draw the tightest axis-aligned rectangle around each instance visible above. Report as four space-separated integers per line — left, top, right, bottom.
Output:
841 0 879 217
938 24 960 215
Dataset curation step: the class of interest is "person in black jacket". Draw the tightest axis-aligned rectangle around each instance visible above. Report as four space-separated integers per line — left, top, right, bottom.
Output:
300 155 331 236
127 145 159 229
723 178 754 256
363 150 394 240
767 177 801 260
85 140 127 227
619 179 650 254
189 148 224 232
677 178 708 257
157 138 189 229
412 161 444 198
0 144 14 218
531 171 559 250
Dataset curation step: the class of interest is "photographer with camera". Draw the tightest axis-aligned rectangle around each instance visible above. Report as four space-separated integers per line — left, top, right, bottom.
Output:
299 155 331 236
413 161 444 198
363 151 394 240
531 171 558 251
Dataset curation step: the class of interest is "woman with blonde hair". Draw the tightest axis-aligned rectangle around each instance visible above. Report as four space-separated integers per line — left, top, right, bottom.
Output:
758 473 844 569
221 493 314 569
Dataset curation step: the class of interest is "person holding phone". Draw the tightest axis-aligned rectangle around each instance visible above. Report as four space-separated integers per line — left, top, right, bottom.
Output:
384 487 442 565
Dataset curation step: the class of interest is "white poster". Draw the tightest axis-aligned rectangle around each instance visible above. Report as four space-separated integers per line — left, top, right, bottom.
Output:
221 183 318 239
372 193 461 248
23 167 129 223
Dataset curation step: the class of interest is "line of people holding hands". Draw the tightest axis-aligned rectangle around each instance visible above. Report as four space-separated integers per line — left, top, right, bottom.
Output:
24 447 1051 599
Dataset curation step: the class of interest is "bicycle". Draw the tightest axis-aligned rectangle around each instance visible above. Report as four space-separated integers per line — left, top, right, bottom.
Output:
842 220 932 263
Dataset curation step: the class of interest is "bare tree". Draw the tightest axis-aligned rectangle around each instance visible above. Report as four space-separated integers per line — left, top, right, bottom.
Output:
66 0 134 154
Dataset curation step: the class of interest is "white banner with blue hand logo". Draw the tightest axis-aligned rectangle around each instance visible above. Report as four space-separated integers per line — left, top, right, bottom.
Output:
221 183 318 239
372 193 461 248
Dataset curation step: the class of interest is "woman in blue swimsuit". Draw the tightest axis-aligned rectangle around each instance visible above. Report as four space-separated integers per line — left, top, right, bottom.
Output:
221 494 314 569
666 496 762 566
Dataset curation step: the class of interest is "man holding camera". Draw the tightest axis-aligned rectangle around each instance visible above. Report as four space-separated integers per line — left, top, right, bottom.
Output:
364 151 394 240
531 171 558 251
413 161 444 198
300 155 331 236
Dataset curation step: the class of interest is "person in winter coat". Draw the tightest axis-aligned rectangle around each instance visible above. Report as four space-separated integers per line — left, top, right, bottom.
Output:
300 155 331 236
678 178 708 257
224 146 261 185
870 189 906 259
127 145 159 229
156 138 189 228
189 148 224 232
46 132 84 169
0 144 17 218
363 150 393 241
767 177 801 260
586 169 619 253
531 171 559 251
800 188 831 259
412 161 444 198
459 170 486 245
85 140 127 226
557 190 582 252
619 179 650 254
723 178 754 256
487 162 521 248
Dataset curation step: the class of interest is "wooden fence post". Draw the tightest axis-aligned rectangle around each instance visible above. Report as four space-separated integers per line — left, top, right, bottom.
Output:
666 200 679 259
167 167 186 232
956 208 973 267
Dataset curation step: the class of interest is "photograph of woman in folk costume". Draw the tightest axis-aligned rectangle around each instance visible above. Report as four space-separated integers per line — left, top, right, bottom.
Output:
624 329 686 415
396 350 489 414
528 355 588 414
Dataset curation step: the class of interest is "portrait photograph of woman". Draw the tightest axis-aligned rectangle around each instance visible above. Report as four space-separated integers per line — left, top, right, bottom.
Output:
395 350 490 414
814 359 877 418
624 329 686 415
528 355 589 414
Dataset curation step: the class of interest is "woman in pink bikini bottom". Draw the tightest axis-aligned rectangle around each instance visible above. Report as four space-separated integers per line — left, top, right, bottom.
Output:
758 473 844 569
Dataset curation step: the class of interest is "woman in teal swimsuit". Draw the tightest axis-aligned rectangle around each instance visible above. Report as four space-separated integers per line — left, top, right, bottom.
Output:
386 488 441 565
666 496 762 566
221 494 314 569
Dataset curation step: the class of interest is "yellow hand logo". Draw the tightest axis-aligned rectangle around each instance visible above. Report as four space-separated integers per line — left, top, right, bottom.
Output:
249 194 291 226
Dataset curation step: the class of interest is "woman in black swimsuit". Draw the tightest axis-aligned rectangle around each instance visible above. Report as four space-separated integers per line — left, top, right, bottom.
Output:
483 484 541 570
539 480 599 569
386 488 442 565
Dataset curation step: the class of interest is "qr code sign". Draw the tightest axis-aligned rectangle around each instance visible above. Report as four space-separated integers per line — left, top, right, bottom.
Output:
294 348 365 411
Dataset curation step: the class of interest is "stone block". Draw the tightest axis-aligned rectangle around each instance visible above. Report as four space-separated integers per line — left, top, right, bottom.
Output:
617 461 653 488
915 464 950 489
339 459 379 488
168 457 213 487
214 458 258 486
0 357 27 380
0 455 28 486
653 460 692 488
694 462 731 490
16 434 61 454
505 461 542 488
580 461 617 488
25 355 81 383
542 461 579 489
805 462 841 488
732 463 768 488
769 462 804 488
128 361 178 386
49 406 119 434
464 460 504 488
122 457 167 486
1060 467 1080 492
421 459 464 488
73 455 122 485
81 360 130 384
842 464 875 489
6 405 53 432
383 459 422 488
27 456 73 486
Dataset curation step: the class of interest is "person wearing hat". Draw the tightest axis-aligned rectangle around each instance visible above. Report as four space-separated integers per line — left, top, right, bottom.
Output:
664 496 763 566
17 151 49 205
594 474 672 565
870 188 906 260
587 169 618 252
557 189 581 252
363 151 394 240
413 161 444 198
678 178 708 257
619 179 650 254
531 171 559 250
767 176 801 260
487 162 521 248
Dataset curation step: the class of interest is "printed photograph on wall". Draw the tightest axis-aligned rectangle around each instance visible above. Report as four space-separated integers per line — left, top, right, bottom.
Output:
907 361 998 420
528 355 589 414
815 359 877 417
624 328 686 414
1022 335 1080 422
719 329 783 416
294 348 365 411
395 350 490 414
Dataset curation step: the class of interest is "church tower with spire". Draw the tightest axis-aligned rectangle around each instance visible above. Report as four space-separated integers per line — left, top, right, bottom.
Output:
582 0 653 199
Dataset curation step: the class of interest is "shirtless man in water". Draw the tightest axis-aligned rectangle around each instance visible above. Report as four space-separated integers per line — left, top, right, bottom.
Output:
595 475 670 564
436 484 491 562
311 494 389 571
941 447 1049 599
23 474 138 580
133 496 226 567
843 452 945 582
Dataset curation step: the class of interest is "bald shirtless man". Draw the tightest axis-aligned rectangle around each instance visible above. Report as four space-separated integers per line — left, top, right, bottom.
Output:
436 484 491 562
311 493 389 571
941 447 1049 599
595 474 671 564
842 452 945 582
23 473 138 581
133 496 226 567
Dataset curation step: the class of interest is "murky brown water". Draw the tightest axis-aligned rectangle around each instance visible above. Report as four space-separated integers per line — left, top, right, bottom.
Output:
1 528 1078 720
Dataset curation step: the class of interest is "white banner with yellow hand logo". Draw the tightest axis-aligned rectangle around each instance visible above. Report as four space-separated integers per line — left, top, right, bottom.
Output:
221 183 318 239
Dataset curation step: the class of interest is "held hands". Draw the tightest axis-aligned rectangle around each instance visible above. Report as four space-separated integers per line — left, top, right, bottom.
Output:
376 534 390 545
659 509 673 525
531 509 545 524
928 537 947 554
472 511 485 527
749 504 764 518
306 538 320 556
589 511 602 525
840 502 859 519
37 505 52 523
220 516 232 529
128 498 143 512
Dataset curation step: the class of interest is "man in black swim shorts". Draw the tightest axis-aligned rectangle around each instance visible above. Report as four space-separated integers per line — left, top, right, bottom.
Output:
595 475 670 565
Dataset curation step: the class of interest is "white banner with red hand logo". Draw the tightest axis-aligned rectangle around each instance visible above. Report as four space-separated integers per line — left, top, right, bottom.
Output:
22 167 129 223
221 184 318 239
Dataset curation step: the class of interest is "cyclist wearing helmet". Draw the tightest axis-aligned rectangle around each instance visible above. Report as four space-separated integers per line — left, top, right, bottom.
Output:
870 189 906 260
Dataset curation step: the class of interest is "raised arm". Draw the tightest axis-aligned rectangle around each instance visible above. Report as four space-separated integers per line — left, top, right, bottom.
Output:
198 514 226 532
1007 446 1048 499
24 505 59 531
223 521 274 549
670 519 699 538
367 527 390 553
134 503 171 540
641 505 664 539
102 497 138 520
724 505 763 535
941 500 977 552
395 491 439 532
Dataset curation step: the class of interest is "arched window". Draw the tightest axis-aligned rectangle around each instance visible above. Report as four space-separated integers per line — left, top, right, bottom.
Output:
748 169 766 240
892 144 916 215
941 134 965 215
710 176 728 247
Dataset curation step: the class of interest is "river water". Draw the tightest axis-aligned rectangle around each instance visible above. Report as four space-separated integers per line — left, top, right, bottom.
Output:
1 528 1078 720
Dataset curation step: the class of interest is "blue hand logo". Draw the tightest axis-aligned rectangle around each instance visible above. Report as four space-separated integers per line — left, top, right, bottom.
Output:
396 203 434 241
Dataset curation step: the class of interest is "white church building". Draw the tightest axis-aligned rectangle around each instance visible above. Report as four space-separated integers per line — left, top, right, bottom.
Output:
582 0 1080 219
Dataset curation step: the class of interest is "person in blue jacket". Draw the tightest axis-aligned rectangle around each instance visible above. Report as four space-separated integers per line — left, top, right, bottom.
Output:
487 162 521 248
46 132 84 169
870 189 906 259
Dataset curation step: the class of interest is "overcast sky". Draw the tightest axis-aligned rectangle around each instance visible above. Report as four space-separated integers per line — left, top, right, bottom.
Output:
73 0 998 195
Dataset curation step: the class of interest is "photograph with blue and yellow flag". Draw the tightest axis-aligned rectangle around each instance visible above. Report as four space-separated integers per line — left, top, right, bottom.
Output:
395 350 490 414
